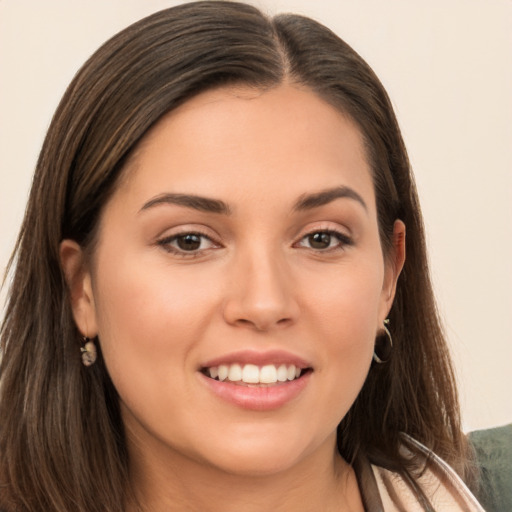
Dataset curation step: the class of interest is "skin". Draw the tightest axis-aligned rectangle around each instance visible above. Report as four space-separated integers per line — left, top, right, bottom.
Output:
61 84 405 511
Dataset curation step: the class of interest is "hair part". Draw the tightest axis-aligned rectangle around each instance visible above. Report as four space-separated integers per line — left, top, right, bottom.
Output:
0 2 474 510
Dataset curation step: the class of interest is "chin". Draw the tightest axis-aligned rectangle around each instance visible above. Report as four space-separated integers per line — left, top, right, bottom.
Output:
209 450 304 477
195 429 327 478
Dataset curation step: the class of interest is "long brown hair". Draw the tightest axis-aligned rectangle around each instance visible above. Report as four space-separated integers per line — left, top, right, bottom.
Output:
0 2 473 510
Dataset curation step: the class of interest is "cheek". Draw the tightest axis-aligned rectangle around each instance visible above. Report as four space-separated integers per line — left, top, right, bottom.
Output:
301 260 384 409
94 250 215 331
305 259 384 341
89 253 226 441
90 249 223 385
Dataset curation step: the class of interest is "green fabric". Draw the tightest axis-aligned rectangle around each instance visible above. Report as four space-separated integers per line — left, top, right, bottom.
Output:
469 423 512 512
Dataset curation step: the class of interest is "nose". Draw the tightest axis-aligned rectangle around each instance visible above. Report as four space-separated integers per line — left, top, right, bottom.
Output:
222 247 299 332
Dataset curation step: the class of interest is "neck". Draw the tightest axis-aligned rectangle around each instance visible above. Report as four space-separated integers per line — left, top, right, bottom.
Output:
126 434 363 512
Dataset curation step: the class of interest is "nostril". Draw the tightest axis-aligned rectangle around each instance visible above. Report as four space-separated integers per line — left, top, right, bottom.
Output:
232 317 291 331
235 318 253 327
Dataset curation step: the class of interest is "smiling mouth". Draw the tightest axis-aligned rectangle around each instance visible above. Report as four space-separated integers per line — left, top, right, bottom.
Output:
201 363 311 387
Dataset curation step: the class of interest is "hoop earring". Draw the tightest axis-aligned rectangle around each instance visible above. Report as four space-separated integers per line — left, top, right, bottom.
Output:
373 319 393 364
81 337 97 367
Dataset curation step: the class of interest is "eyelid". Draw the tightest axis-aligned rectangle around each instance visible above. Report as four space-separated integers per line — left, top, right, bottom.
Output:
294 221 352 240
293 224 354 252
155 223 219 242
156 226 222 257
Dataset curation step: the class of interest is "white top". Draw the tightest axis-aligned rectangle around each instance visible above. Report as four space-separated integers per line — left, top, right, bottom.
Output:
370 437 485 511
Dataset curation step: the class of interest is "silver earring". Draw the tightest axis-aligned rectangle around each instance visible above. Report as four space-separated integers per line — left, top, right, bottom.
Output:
81 337 97 367
373 319 393 364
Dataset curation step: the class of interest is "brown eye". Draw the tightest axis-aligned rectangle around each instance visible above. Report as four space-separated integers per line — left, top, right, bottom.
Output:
176 234 202 251
308 232 332 249
297 230 353 252
158 232 218 255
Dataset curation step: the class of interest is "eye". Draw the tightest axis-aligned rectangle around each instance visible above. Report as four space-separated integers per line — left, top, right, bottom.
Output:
297 230 352 251
157 232 218 255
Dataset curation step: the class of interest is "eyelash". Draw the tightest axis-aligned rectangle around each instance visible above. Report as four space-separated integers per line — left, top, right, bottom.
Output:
157 231 219 257
156 228 353 257
295 229 353 252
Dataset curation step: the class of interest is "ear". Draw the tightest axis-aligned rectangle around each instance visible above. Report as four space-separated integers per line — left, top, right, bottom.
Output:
59 239 98 338
379 220 406 321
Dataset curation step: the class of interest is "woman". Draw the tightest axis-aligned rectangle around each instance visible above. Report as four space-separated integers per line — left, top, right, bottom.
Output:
0 2 485 510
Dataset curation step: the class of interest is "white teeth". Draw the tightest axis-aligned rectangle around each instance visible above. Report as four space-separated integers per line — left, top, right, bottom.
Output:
206 363 304 384
218 365 229 381
276 364 288 382
228 364 242 382
242 364 260 384
260 364 277 384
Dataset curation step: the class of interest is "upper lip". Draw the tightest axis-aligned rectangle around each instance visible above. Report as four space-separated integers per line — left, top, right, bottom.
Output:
200 349 312 370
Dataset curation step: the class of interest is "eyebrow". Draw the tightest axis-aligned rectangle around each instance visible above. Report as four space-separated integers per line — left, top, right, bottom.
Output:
140 193 231 215
139 185 367 216
293 186 368 212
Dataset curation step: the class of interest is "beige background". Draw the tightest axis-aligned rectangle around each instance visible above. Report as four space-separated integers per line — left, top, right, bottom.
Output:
1 0 511 432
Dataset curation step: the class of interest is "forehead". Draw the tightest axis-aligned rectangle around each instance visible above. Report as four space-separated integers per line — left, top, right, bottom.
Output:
112 84 375 215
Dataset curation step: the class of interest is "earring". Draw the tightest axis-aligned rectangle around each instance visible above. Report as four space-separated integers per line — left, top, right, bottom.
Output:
81 337 97 367
373 319 393 364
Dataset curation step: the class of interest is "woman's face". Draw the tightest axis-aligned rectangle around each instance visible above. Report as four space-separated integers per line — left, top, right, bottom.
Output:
64 84 404 477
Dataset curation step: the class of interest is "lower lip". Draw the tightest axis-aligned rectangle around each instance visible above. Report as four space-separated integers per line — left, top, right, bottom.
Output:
199 372 311 411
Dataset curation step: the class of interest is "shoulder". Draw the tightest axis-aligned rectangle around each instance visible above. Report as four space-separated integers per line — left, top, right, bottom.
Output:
469 423 512 512
371 437 486 511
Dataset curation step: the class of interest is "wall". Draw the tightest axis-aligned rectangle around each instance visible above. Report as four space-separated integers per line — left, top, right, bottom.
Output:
1 0 511 431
